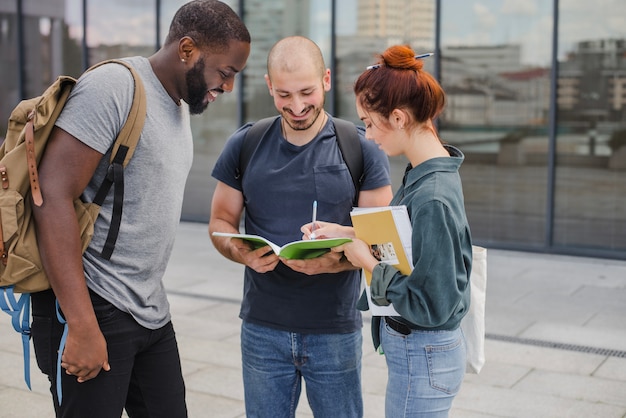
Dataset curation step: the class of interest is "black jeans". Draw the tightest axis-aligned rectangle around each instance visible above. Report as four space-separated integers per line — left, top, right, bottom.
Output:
31 289 187 418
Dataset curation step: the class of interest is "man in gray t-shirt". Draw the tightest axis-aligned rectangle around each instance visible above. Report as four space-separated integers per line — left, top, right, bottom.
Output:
30 2 249 417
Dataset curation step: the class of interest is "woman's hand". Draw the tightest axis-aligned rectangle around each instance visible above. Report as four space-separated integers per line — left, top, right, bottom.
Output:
300 221 355 240
332 239 379 273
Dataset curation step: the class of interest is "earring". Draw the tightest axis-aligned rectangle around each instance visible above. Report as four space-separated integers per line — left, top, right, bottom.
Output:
181 58 186 63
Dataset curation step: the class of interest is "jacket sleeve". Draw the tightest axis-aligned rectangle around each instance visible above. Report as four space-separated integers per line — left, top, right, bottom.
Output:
369 200 470 328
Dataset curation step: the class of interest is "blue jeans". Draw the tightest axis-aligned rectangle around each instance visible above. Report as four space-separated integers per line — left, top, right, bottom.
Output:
31 289 187 418
241 321 363 418
380 320 465 417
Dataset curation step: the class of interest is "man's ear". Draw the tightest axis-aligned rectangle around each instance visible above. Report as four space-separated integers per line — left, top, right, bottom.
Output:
323 68 331 92
178 36 196 63
264 74 274 96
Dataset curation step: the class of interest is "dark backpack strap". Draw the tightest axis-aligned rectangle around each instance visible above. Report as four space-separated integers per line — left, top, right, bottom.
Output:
333 118 364 203
86 60 146 260
236 116 279 180
92 145 130 259
237 116 363 203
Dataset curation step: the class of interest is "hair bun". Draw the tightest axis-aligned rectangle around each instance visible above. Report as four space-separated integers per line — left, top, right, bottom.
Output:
380 45 422 71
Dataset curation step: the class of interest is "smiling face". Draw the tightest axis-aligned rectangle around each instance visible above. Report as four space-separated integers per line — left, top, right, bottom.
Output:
266 64 330 131
264 37 331 133
185 39 250 115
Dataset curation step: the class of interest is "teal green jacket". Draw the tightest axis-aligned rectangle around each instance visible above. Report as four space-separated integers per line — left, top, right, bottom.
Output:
358 145 473 350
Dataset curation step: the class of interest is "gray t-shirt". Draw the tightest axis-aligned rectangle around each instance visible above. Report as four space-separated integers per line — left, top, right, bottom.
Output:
55 56 193 329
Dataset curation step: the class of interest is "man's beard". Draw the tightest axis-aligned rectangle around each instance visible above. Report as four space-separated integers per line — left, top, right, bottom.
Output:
186 59 209 115
282 100 325 131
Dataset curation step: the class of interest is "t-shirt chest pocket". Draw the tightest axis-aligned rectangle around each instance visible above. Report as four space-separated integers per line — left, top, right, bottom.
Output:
313 164 355 205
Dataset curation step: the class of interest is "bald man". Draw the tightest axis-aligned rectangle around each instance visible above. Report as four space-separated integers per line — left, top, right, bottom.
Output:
209 36 392 418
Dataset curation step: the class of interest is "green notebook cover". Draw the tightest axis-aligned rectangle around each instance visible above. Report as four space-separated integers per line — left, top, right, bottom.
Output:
212 232 352 259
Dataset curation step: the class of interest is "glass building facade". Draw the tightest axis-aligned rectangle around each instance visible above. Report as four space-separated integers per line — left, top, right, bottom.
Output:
1 0 624 259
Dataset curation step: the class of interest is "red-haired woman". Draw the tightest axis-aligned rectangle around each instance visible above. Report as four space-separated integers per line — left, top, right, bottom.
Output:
303 45 472 416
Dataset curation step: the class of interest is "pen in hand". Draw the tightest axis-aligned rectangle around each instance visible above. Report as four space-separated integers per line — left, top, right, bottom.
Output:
310 200 318 240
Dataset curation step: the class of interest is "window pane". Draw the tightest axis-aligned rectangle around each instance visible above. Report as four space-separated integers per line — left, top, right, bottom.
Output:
183 0 334 221
159 0 243 221
242 0 332 124
555 1 626 254
440 1 553 248
185 0 328 222
160 1 188 47
62 0 85 78
0 0 84 137
335 0 436 189
86 0 155 63
0 3 20 137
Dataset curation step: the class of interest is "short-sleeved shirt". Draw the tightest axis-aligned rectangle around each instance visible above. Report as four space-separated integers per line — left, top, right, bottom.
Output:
212 115 391 333
55 57 193 329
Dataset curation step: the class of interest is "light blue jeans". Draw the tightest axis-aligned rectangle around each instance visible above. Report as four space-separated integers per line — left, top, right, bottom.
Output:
241 321 363 418
380 320 465 417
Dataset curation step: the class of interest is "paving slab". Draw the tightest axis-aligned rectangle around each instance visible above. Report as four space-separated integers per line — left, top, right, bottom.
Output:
2 221 626 418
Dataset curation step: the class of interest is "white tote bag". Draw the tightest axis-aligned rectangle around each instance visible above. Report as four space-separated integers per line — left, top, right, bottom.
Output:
461 246 487 374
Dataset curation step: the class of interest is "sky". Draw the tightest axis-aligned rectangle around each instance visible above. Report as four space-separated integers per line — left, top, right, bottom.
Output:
328 0 625 67
63 0 184 46
61 0 626 68
442 0 626 66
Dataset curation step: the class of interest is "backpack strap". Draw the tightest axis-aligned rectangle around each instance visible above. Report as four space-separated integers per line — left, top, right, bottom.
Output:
92 59 146 167
88 60 147 260
333 118 364 202
51 60 146 405
54 300 68 405
237 116 364 203
0 289 32 390
25 79 76 207
236 116 278 181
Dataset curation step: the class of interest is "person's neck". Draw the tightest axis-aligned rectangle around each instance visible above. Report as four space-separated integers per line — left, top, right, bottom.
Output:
281 112 327 146
405 129 449 167
149 49 182 106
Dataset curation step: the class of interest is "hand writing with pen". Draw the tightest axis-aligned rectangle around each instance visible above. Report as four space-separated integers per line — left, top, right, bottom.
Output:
301 220 374 272
283 202 359 275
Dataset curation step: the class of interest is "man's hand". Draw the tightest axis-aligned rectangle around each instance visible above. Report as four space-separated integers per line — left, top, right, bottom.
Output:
61 325 110 383
231 239 280 273
281 250 358 275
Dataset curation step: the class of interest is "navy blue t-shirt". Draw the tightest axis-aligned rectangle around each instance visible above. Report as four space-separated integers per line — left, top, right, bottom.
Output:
212 115 391 333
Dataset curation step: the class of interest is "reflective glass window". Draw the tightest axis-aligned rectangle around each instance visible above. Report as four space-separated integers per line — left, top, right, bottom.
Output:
0 0 84 138
440 1 553 249
161 0 242 221
335 0 437 189
0 3 19 137
242 0 332 124
2 0 624 257
85 0 155 63
554 1 626 255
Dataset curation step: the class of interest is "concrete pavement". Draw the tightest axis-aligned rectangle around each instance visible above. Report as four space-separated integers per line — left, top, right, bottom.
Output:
1 221 626 417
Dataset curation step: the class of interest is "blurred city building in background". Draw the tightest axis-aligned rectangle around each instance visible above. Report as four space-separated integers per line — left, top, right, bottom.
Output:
1 0 624 259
